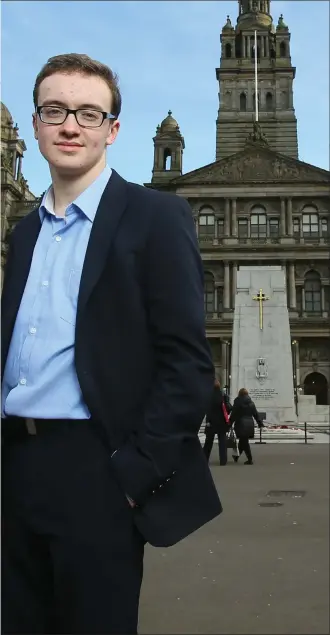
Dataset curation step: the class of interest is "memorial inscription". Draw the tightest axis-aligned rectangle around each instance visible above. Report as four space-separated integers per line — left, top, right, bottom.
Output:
249 387 279 401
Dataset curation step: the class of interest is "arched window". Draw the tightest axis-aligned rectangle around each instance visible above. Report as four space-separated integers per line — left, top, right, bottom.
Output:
204 272 215 315
280 41 286 57
250 205 267 238
199 207 215 237
163 148 172 170
302 206 319 237
225 43 232 58
304 271 321 314
240 93 247 111
266 92 273 110
321 218 329 237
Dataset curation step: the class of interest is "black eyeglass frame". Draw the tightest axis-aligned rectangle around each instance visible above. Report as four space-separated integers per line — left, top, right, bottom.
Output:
36 106 117 128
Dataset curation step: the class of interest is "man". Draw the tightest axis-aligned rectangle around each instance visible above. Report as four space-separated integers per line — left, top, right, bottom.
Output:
203 379 232 465
1 53 222 635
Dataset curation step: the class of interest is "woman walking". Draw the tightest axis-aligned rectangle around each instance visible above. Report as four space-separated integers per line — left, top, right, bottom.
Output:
203 379 232 465
230 388 263 465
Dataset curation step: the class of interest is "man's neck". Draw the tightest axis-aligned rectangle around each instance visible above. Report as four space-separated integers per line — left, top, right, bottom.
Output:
50 159 107 217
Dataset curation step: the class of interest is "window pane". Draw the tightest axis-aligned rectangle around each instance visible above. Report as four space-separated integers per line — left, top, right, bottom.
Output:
200 216 207 225
251 215 258 224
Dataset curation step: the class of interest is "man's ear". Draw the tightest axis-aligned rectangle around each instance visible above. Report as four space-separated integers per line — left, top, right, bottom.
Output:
32 112 38 140
106 120 120 148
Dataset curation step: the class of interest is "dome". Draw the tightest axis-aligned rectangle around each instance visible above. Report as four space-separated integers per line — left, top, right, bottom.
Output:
159 110 179 132
1 102 14 126
222 15 234 31
277 14 288 30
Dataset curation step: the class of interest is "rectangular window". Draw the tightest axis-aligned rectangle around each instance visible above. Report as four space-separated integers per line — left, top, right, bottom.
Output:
269 218 279 237
238 219 248 237
217 219 224 236
293 219 300 234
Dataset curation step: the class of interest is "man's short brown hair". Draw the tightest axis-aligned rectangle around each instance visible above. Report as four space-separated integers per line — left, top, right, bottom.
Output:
33 53 122 118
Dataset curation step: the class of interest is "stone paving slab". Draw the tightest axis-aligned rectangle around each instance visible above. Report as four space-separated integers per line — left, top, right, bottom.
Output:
139 444 329 634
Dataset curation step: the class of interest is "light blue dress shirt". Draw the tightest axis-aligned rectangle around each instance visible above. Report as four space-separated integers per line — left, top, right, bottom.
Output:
2 165 111 419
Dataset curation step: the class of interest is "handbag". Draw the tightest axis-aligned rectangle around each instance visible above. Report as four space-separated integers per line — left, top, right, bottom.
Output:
226 428 237 449
221 400 230 424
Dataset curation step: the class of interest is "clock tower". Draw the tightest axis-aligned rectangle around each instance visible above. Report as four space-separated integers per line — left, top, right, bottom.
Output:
215 0 298 160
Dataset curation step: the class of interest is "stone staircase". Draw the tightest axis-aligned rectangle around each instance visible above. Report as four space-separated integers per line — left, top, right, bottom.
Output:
298 395 330 424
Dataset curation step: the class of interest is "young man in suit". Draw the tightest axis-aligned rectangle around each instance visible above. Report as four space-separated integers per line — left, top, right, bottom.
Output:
1 53 222 635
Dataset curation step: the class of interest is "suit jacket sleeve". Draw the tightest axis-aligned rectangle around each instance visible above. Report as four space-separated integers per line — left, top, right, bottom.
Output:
111 195 214 505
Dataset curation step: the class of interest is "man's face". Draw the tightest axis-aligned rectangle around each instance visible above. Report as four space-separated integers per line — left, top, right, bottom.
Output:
33 72 119 176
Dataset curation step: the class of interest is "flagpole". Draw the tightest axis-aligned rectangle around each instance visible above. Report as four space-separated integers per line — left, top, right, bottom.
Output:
254 29 258 122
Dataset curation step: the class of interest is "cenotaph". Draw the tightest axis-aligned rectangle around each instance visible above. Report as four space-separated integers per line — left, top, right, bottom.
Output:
230 266 296 425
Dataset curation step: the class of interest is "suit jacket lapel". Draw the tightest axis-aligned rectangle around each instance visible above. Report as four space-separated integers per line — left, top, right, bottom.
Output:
77 169 128 318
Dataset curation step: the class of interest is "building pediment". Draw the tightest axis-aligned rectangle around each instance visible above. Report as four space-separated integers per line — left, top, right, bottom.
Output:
169 146 330 186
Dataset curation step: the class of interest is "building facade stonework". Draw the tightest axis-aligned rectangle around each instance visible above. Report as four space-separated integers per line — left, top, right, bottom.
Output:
1 102 39 283
146 2 330 405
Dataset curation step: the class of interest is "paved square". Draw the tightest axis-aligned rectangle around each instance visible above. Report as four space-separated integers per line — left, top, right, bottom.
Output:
139 444 329 634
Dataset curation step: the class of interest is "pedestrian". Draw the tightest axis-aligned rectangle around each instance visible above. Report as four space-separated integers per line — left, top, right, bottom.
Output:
230 388 263 465
1 53 222 635
203 379 232 465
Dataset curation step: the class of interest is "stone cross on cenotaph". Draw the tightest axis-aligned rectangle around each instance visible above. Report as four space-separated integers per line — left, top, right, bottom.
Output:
231 266 296 425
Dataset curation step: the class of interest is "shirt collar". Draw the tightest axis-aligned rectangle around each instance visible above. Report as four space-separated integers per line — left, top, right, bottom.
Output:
39 165 112 223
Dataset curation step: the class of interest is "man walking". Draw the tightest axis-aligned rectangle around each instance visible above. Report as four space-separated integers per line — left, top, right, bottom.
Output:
1 53 222 634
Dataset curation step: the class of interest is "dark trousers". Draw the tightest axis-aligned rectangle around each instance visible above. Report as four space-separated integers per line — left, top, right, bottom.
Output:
203 428 227 465
238 437 253 462
1 419 144 634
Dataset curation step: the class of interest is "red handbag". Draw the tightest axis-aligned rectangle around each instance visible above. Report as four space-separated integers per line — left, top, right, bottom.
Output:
222 400 230 424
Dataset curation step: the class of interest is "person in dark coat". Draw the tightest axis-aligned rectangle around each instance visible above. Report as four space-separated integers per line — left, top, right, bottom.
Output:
230 388 263 465
203 379 232 465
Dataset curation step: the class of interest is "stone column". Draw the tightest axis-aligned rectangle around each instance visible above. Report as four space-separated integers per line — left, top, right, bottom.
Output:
287 198 293 236
214 219 218 239
231 199 237 236
224 262 230 309
214 286 218 315
321 286 326 314
302 288 306 312
292 340 301 389
280 198 286 236
224 199 230 236
247 35 251 57
261 36 265 58
289 263 296 309
221 340 229 389
265 36 269 57
232 262 237 308
242 35 246 58
194 217 199 237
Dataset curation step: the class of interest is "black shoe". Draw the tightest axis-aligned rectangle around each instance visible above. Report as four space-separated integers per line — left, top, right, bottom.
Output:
244 460 253 465
233 456 239 463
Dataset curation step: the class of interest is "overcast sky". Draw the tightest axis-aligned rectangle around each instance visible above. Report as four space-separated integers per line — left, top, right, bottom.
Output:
2 0 329 197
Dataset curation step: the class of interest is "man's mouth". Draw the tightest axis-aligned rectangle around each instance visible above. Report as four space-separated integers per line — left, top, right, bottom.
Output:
55 142 83 148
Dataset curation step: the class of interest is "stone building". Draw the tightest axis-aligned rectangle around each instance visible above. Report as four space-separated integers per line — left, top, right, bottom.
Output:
146 1 330 406
1 102 39 281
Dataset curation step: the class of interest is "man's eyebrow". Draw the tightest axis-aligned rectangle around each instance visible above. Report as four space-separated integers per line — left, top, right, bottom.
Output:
39 99 106 110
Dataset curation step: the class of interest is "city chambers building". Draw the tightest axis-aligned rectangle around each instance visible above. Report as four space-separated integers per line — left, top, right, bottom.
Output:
1 1 330 406
145 0 330 406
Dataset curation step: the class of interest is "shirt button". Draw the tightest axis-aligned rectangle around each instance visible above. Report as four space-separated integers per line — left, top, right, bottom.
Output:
55 236 62 242
42 280 49 286
19 378 27 385
29 327 37 334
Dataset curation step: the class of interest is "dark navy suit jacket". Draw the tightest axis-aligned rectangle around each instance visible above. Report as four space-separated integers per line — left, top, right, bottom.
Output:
1 170 222 546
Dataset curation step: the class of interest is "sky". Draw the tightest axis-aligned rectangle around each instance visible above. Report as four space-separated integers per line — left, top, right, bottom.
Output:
1 0 329 197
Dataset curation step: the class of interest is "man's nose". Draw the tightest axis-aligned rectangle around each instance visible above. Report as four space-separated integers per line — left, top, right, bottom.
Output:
61 113 81 134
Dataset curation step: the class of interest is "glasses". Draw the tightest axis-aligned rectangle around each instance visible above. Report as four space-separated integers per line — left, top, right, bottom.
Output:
36 106 116 128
